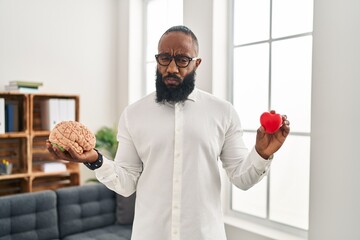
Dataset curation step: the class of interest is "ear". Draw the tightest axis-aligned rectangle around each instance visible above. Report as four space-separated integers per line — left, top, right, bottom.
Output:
195 58 202 67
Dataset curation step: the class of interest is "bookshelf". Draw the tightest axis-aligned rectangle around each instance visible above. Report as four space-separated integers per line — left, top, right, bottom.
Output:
0 92 80 196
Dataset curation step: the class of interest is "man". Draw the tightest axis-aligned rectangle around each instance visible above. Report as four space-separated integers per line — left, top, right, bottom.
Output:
47 25 290 240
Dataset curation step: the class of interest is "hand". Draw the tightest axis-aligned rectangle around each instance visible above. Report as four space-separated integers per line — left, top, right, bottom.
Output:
255 113 290 159
46 140 98 163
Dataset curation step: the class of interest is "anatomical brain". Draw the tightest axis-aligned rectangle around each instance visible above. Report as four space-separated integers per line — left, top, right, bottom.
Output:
49 121 96 154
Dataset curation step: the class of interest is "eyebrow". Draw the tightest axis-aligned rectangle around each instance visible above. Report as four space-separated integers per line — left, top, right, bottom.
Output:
158 53 192 57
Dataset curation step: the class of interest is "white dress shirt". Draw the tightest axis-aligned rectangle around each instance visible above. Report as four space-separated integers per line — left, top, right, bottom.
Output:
95 88 272 240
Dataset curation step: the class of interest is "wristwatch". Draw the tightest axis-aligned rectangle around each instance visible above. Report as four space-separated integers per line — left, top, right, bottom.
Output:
83 149 103 170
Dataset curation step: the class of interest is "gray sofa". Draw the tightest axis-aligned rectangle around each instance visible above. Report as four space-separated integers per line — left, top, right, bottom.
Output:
0 184 134 240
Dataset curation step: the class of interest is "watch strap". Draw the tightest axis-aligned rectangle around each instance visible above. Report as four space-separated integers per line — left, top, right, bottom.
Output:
83 149 103 170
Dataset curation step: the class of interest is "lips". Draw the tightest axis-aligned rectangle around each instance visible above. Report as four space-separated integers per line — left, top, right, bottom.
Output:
164 77 181 86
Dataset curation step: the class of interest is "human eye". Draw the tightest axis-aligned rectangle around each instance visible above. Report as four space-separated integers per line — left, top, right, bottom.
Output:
159 54 171 62
176 56 190 66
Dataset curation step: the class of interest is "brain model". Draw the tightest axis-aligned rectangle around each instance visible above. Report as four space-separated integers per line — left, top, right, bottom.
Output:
49 121 96 154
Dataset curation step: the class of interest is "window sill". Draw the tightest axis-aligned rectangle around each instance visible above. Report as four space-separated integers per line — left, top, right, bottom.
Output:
223 215 307 240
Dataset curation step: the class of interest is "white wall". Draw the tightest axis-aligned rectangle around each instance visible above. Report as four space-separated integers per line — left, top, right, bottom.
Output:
309 0 360 239
0 0 120 183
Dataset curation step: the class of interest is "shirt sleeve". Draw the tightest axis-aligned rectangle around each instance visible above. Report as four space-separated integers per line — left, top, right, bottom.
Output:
95 109 143 197
220 104 272 190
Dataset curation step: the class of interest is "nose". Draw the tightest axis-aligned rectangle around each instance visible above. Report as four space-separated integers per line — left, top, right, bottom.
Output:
166 58 179 74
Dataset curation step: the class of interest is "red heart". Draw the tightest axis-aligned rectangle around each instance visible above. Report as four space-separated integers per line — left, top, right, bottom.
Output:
260 111 283 134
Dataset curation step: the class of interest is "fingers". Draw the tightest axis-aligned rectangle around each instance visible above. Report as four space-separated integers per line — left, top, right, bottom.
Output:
46 140 77 162
257 125 265 134
46 139 92 163
280 115 290 137
66 147 86 162
46 140 62 159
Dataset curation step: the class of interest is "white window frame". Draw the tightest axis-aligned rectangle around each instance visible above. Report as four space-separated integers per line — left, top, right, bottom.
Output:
224 0 312 239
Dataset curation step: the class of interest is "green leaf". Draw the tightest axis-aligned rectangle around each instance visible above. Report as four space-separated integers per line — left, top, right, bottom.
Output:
95 126 118 159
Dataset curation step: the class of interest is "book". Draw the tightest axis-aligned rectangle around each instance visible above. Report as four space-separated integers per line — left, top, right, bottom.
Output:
5 100 19 132
41 98 76 130
59 99 76 121
9 80 43 88
4 85 39 93
0 98 4 134
41 99 60 131
41 162 67 173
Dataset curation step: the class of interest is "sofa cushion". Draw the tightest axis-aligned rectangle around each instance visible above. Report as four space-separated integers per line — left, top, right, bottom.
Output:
56 184 116 239
0 190 59 240
61 224 132 240
116 192 135 225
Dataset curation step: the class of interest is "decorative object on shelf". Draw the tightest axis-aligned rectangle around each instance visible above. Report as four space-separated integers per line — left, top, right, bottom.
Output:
0 159 12 175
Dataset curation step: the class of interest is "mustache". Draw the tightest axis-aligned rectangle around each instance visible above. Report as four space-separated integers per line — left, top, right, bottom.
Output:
163 74 182 81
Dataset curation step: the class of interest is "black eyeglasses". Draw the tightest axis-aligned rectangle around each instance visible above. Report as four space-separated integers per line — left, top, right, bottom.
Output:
155 54 200 68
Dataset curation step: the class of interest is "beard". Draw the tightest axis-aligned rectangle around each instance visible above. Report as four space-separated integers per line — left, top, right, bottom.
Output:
155 69 196 103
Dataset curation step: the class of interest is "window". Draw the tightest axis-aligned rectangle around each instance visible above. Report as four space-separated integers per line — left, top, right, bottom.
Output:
144 0 183 94
230 0 313 234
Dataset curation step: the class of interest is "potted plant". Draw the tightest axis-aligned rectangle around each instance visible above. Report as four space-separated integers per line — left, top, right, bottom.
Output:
95 126 118 159
86 126 118 183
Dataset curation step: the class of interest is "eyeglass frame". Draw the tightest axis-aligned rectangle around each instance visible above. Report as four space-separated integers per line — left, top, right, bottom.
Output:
155 53 200 68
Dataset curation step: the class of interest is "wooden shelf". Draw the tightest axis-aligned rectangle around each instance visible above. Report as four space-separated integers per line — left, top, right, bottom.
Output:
32 170 79 177
0 92 80 196
0 173 29 180
0 132 28 138
31 131 51 137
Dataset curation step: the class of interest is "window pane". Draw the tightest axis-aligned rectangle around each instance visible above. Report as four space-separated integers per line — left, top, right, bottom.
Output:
271 36 312 133
146 0 183 61
232 132 267 218
269 135 310 230
233 44 269 130
146 0 183 94
233 0 270 45
272 0 314 38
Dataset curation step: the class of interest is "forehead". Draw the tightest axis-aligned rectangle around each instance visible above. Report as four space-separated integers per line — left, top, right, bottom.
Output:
158 32 197 55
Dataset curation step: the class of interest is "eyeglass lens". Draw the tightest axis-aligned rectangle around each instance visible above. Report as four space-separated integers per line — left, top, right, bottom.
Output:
156 54 192 68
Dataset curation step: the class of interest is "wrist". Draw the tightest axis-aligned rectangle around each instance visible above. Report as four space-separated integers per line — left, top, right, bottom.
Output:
255 147 273 160
83 149 103 170
86 149 100 163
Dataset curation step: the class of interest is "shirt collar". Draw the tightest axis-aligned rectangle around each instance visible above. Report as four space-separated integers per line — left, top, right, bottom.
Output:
186 87 198 102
